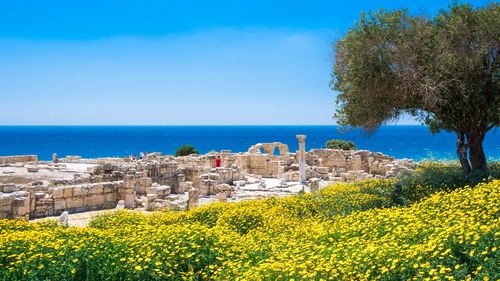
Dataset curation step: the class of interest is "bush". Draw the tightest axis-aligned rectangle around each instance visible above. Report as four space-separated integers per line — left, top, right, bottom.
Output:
175 144 199 157
326 139 356 150
395 161 500 204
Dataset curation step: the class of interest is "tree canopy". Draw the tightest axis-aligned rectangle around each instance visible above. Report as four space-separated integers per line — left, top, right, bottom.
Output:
326 139 357 150
332 2 499 178
175 145 199 157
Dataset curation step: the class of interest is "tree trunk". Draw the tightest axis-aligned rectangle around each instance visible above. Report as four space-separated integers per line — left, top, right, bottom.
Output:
467 133 488 176
465 127 488 178
456 131 471 179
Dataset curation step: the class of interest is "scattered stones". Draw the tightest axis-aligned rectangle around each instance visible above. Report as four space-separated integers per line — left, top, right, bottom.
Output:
26 166 40 173
59 211 69 227
116 200 125 210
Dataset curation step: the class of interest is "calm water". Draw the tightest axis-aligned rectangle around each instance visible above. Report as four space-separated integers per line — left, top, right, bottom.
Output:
0 126 498 161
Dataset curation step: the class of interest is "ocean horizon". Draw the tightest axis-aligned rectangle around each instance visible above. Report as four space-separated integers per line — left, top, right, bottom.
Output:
0 125 498 161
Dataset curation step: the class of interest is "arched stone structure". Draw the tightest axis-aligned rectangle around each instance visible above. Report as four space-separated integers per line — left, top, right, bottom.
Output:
248 142 289 157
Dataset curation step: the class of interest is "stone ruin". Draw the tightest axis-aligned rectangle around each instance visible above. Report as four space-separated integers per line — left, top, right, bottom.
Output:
0 137 414 220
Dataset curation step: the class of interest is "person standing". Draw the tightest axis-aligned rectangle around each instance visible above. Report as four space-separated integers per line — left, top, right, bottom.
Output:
215 155 221 168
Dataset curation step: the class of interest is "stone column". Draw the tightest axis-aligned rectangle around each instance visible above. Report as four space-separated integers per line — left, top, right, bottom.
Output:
121 175 136 209
187 187 199 210
296 135 307 185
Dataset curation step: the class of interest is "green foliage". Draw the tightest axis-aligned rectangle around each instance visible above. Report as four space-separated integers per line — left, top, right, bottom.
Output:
325 139 357 150
394 161 500 204
174 144 199 157
332 2 500 175
2 178 499 280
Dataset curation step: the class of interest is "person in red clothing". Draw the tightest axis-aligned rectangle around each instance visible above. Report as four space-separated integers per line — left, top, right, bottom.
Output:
215 155 221 168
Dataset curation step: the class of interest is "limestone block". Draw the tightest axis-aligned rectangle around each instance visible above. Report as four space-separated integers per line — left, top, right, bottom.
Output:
308 178 320 193
0 203 12 212
156 186 171 198
34 192 46 199
103 183 118 193
234 180 245 188
72 186 87 197
26 166 39 173
12 197 29 219
66 197 85 209
59 211 69 227
217 192 227 202
54 199 67 210
63 187 73 198
329 176 343 182
88 184 104 194
315 167 329 174
105 192 117 203
86 194 105 207
86 166 97 173
139 177 152 188
51 187 64 199
123 193 135 209
1 184 15 193
146 194 158 201
116 200 125 209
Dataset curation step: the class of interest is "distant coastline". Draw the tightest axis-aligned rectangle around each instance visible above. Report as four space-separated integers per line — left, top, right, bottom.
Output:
0 125 498 161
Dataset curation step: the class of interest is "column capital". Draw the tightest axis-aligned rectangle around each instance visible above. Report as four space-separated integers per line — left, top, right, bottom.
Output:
296 134 307 142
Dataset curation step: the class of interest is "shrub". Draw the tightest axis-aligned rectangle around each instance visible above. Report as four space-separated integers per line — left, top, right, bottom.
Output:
325 139 356 150
175 144 199 157
395 161 500 204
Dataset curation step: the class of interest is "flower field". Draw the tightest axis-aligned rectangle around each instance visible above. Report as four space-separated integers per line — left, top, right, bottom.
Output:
0 179 498 280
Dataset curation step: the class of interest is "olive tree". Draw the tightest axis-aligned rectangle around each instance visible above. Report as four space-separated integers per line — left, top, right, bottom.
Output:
332 2 499 179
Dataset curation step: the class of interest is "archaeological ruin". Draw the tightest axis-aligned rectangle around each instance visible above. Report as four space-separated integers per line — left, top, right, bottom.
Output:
0 136 414 220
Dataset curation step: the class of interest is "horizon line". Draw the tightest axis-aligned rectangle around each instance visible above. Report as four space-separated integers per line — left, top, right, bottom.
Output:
0 124 426 127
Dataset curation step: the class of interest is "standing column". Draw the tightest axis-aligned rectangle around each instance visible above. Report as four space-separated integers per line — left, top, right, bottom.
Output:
296 135 307 185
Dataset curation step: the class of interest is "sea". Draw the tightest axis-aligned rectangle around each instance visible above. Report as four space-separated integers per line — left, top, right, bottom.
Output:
0 126 498 161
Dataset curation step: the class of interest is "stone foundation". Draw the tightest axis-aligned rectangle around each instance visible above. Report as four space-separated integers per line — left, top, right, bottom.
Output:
0 138 414 220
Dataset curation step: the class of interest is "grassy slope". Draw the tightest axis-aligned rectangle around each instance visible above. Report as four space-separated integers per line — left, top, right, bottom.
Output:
0 176 498 281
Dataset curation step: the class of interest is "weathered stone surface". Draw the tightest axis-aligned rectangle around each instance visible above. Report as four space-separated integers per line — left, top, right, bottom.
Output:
54 199 67 210
66 197 85 209
51 187 64 199
0 141 415 220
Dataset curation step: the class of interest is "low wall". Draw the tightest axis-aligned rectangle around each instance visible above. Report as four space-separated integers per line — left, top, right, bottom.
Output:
0 181 125 219
0 155 38 165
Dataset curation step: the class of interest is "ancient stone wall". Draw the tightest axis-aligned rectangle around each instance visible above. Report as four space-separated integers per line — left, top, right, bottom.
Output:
0 155 38 165
0 139 416 220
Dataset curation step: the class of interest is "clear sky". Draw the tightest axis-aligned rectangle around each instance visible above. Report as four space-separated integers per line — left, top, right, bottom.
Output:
0 0 492 125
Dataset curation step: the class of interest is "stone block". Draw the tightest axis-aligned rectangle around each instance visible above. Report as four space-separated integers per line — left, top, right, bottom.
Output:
1 184 15 193
66 197 85 209
0 195 13 206
54 199 67 210
51 187 64 199
34 192 46 199
12 197 29 217
123 193 135 209
63 187 73 197
315 167 329 174
88 184 103 194
105 192 117 203
86 194 105 207
0 204 12 212
26 166 39 173
103 183 117 193
72 186 87 196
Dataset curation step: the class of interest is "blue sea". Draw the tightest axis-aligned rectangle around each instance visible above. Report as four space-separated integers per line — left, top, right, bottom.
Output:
0 126 498 161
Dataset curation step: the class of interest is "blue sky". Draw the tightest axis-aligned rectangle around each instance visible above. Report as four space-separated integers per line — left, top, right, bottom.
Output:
0 0 491 125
